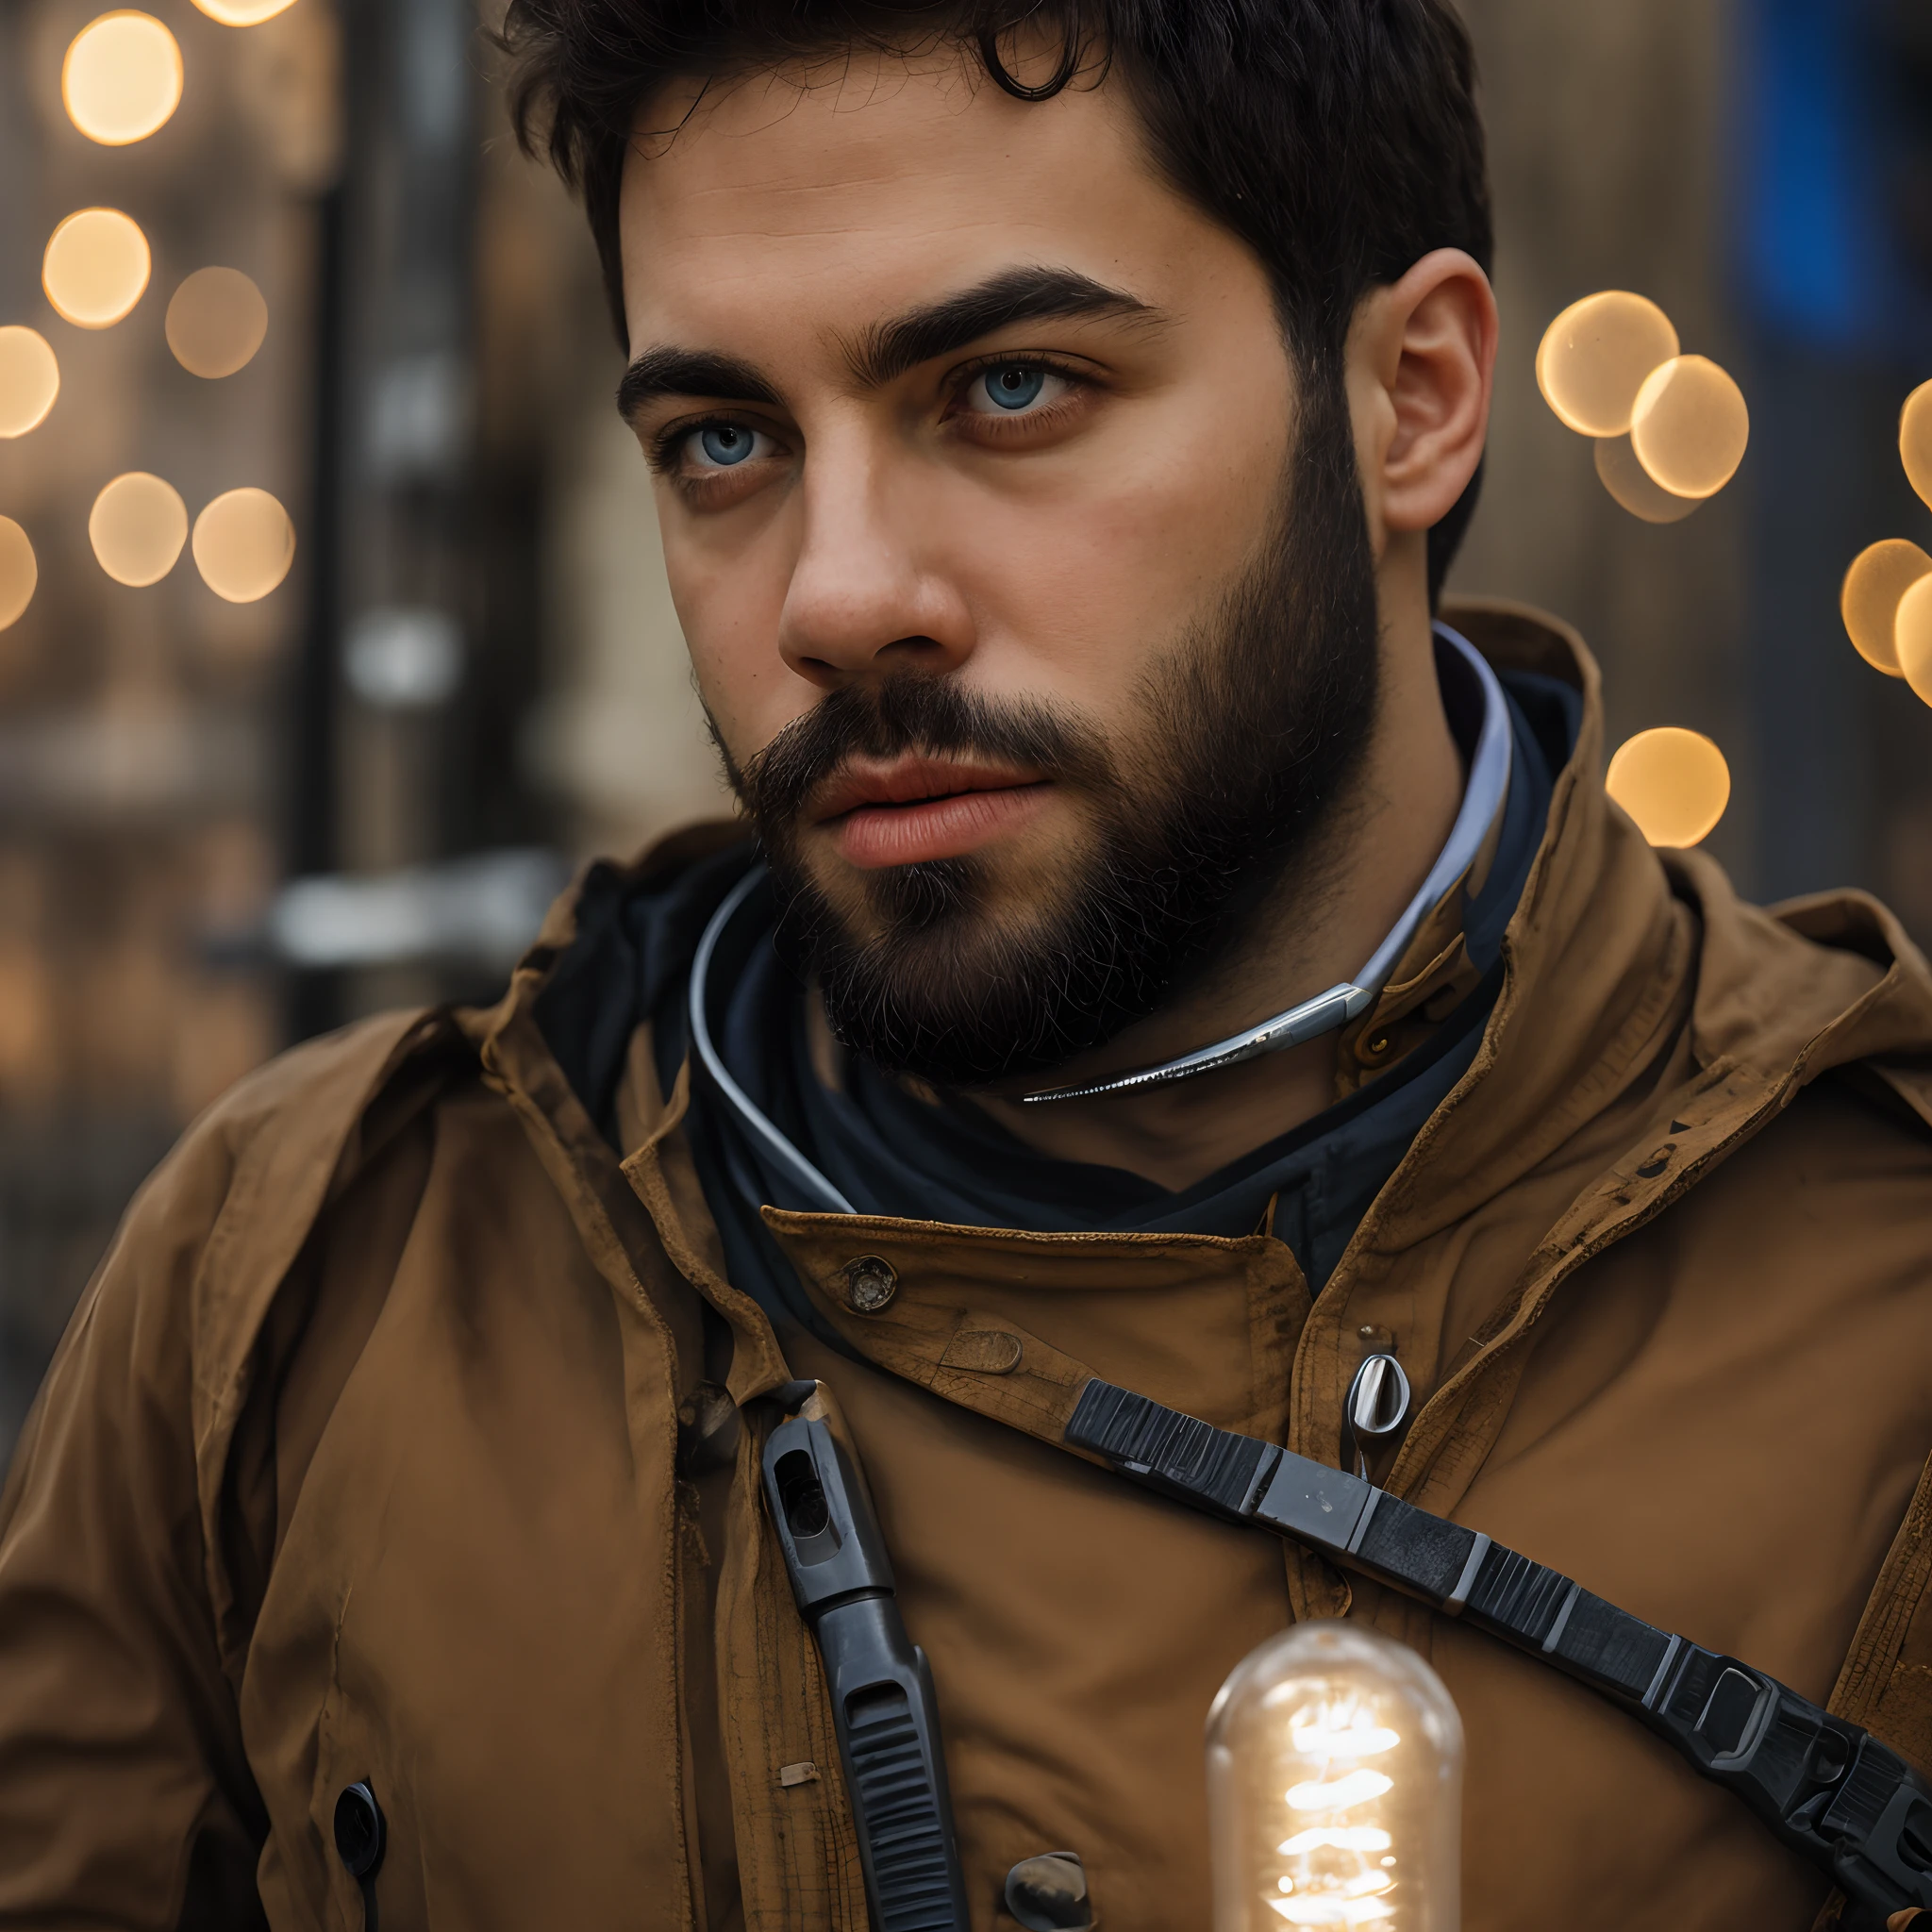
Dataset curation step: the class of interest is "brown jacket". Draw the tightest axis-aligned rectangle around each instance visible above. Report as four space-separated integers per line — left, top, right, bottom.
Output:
7 601 1932 1932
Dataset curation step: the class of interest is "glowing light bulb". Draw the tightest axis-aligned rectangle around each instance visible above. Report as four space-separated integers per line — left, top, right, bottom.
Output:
1536 292 1679 439
0 520 37 631
1208 1622 1463 1932
190 0 298 22
166 268 269 378
1628 357 1749 499
192 488 294 601
1593 434 1700 525
90 473 187 586
42 208 151 329
1841 540 1932 677
1895 575 1932 710
62 11 183 146
1605 727 1730 848
0 328 59 439
1902 381 1932 514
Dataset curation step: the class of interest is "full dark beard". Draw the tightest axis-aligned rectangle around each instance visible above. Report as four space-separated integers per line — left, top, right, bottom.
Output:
728 369 1382 1090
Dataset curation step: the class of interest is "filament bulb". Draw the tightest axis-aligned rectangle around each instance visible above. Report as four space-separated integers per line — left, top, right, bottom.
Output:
1207 1622 1463 1931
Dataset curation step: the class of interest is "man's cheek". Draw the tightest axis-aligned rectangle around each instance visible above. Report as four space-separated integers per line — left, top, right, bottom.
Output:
686 649 784 787
667 559 792 750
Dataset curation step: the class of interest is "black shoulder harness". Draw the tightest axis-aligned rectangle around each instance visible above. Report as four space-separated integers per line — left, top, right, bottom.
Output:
1065 1378 1932 1930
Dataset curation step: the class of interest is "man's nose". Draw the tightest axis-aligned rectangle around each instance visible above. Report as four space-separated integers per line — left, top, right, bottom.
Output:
776 443 973 689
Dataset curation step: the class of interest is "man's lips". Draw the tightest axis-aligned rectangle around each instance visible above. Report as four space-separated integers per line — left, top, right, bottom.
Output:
809 756 1051 870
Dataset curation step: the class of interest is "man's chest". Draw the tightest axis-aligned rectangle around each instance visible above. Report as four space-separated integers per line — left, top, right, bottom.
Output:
241 1084 1932 1932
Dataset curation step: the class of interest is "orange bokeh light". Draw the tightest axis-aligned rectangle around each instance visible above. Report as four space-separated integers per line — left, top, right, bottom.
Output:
0 329 60 439
190 0 298 22
1594 434 1700 525
166 269 270 379
0 520 37 631
90 474 188 587
1606 727 1731 848
1628 357 1750 499
42 208 151 329
1537 292 1679 439
192 489 294 602
1841 540 1932 677
61 11 183 147
1895 575 1932 709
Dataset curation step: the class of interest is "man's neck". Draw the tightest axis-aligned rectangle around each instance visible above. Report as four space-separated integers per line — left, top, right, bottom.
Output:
970 616 1467 1192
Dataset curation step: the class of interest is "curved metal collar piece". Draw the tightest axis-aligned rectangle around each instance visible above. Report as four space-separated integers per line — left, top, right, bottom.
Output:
690 865 857 1216
1019 624 1514 1103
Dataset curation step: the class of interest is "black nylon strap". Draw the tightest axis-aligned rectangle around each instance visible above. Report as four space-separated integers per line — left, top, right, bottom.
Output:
1065 1378 1932 1927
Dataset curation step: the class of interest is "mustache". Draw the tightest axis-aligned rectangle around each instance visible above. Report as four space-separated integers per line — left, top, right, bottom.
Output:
729 675 1118 833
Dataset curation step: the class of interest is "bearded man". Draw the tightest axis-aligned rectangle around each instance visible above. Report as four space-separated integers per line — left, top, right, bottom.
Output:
6 5 1932 1930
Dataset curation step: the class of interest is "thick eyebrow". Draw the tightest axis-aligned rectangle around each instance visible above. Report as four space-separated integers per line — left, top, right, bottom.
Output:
617 348 782 424
847 265 1160 389
617 265 1160 425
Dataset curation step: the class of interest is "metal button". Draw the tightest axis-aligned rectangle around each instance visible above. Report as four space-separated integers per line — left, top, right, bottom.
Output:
842 1256 898 1314
333 1780 385 1879
1005 1851 1091 1929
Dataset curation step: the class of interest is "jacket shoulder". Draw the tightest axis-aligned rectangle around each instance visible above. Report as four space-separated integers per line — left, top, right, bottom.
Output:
133 1007 448 1260
25 1008 461 1507
1659 853 1932 1087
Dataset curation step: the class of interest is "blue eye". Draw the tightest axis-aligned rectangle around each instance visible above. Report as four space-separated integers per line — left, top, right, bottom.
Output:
694 423 758 467
978 364 1048 411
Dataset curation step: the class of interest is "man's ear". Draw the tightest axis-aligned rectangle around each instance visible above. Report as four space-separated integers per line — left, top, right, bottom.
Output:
1347 249 1498 545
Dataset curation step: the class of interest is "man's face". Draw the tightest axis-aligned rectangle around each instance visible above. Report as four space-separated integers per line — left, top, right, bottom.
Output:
618 49 1379 1086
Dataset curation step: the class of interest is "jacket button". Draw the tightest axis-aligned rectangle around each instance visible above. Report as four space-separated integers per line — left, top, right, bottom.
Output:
841 1256 898 1314
333 1781 386 1879
1005 1851 1091 1929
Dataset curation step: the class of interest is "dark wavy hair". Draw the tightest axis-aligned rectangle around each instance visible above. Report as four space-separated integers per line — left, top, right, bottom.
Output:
500 0 1493 598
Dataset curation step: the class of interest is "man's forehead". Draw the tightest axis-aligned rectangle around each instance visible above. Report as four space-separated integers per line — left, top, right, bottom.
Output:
634 55 1005 208
617 51 1186 346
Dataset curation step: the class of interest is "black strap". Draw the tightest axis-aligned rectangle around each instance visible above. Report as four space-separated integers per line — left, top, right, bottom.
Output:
1067 1379 1932 1927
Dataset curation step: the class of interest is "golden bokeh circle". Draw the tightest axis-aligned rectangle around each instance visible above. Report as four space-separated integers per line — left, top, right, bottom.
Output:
1895 575 1932 708
1902 381 1932 514
189 0 298 22
1629 356 1750 498
0 328 60 439
61 11 183 146
42 208 151 329
1840 539 1932 676
1594 434 1701 525
89 472 187 587
192 489 294 602
1536 291 1680 439
1606 727 1731 848
0 520 37 632
166 269 269 378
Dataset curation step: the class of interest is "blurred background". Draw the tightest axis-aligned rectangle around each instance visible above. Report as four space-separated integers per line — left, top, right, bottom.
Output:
0 0 1925 1458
